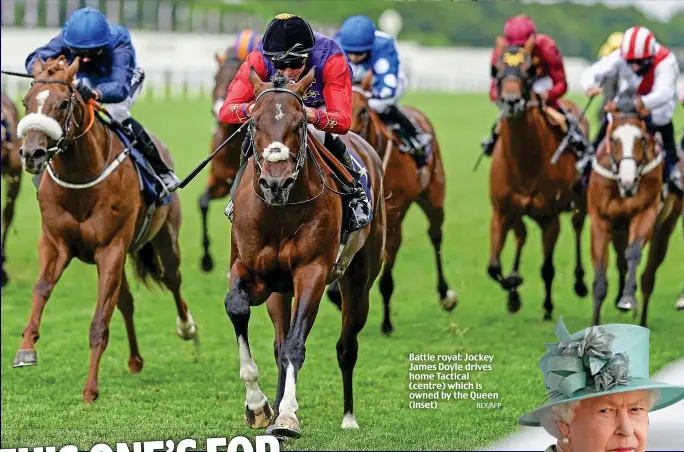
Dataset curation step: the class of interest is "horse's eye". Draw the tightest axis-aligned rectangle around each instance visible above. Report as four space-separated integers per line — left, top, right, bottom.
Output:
58 100 69 110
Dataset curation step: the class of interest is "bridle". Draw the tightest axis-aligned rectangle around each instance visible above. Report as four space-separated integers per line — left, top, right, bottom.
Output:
495 47 539 117
591 112 664 197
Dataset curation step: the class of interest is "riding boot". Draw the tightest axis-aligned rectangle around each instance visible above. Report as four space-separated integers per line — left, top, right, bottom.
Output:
480 119 500 157
225 135 254 222
560 112 594 176
382 105 432 153
122 117 180 193
663 151 683 195
325 134 372 231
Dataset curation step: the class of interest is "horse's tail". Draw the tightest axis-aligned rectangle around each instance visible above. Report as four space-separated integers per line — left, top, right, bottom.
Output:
130 243 164 289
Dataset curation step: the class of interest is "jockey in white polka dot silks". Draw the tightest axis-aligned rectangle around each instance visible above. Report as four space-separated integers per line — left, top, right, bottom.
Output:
24 6 180 193
580 26 682 194
334 15 432 155
219 13 372 231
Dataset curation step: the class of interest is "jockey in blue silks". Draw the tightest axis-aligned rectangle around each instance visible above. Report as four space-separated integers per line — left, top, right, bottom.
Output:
335 15 432 153
25 6 180 192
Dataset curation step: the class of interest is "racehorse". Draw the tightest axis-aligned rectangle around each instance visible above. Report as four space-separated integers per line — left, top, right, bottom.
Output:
588 97 682 326
327 71 456 335
224 68 386 438
1 91 23 287
14 57 198 402
487 38 590 320
198 50 246 273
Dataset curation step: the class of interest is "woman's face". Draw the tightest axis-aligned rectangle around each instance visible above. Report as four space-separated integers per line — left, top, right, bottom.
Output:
565 390 650 452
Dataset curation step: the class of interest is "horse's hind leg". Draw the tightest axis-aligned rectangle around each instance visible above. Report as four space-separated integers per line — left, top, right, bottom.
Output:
640 205 680 327
14 233 71 368
539 216 561 321
84 244 127 402
378 222 402 336
198 176 232 273
416 185 457 311
571 208 589 297
117 274 144 373
152 218 198 341
335 264 371 430
1 171 21 287
226 264 273 430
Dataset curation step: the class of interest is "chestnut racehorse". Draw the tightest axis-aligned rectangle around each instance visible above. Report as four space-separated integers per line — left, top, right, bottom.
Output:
15 57 198 402
588 98 682 326
198 49 246 273
327 72 456 335
488 39 589 320
224 69 385 438
1 91 23 287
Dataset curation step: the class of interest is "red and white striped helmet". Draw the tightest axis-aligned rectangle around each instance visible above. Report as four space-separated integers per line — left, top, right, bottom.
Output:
620 26 657 60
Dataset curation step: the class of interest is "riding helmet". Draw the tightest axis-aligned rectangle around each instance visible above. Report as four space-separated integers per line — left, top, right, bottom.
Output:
337 15 376 53
261 14 315 62
63 6 111 50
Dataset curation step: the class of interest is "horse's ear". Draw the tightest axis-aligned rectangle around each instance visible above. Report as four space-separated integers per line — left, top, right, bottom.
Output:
215 52 227 65
32 59 44 78
294 66 316 96
522 35 535 54
248 66 264 96
361 70 373 92
66 57 80 80
495 36 506 52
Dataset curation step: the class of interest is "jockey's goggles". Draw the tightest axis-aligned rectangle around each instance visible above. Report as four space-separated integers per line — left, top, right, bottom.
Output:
266 43 309 66
272 58 306 70
626 56 653 68
69 46 105 58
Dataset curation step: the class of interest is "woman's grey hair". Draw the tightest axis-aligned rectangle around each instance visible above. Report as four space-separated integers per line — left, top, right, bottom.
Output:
539 389 660 439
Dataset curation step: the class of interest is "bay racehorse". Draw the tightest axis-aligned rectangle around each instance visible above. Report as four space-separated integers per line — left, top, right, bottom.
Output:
488 38 590 320
588 98 682 326
1 91 23 287
225 69 385 438
199 50 246 273
327 71 456 335
15 57 198 402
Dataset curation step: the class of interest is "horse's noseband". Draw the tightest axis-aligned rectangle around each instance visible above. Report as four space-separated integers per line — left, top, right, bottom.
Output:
496 50 536 116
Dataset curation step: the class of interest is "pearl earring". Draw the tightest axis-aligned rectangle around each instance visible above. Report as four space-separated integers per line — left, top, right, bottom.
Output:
562 437 570 444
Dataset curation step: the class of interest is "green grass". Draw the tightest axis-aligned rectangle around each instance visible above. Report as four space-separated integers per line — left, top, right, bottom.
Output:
1 93 683 450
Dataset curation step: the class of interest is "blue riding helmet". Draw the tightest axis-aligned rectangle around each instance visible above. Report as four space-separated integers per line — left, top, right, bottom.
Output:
338 15 376 53
63 6 111 51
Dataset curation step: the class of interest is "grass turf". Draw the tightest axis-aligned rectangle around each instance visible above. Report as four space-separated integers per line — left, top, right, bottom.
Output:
1 92 682 450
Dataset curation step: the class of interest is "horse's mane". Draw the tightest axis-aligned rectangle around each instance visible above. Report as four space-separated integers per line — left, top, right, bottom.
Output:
614 95 639 115
40 56 70 77
272 72 290 89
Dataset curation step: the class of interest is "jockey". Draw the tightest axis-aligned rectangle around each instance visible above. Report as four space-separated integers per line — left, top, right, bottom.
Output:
232 29 260 62
24 6 180 193
580 26 682 193
218 13 371 231
334 15 432 154
481 15 592 159
596 32 624 124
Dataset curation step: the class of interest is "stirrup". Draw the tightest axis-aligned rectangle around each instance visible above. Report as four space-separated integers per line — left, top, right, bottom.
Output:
224 200 234 222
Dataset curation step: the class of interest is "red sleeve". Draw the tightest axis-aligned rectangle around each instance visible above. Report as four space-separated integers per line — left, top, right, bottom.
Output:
537 35 567 104
316 54 352 134
489 46 502 102
218 51 267 124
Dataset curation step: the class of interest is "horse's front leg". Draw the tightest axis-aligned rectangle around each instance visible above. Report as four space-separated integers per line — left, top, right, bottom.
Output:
83 241 127 403
13 232 71 367
226 260 273 429
267 261 327 439
618 207 657 311
590 215 611 325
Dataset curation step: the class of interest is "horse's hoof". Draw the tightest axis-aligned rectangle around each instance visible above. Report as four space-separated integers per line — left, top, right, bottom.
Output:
574 280 588 298
176 313 198 340
266 414 301 439
507 290 521 313
487 263 502 282
675 296 684 310
83 388 99 404
128 356 144 373
200 255 214 273
381 322 393 336
502 274 523 290
245 403 274 429
617 295 638 311
341 413 359 429
543 311 553 321
13 349 38 367
440 290 458 311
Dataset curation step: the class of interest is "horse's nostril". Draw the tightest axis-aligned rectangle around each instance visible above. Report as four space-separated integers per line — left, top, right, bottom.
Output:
259 178 270 191
282 177 295 190
18 148 24 157
33 148 48 160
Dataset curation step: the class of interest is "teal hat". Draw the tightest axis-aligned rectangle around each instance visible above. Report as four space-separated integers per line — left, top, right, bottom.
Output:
519 317 684 426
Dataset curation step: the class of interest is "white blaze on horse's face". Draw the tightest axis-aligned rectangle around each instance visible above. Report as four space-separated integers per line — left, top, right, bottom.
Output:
275 103 284 121
17 89 64 142
612 123 642 190
262 141 290 162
